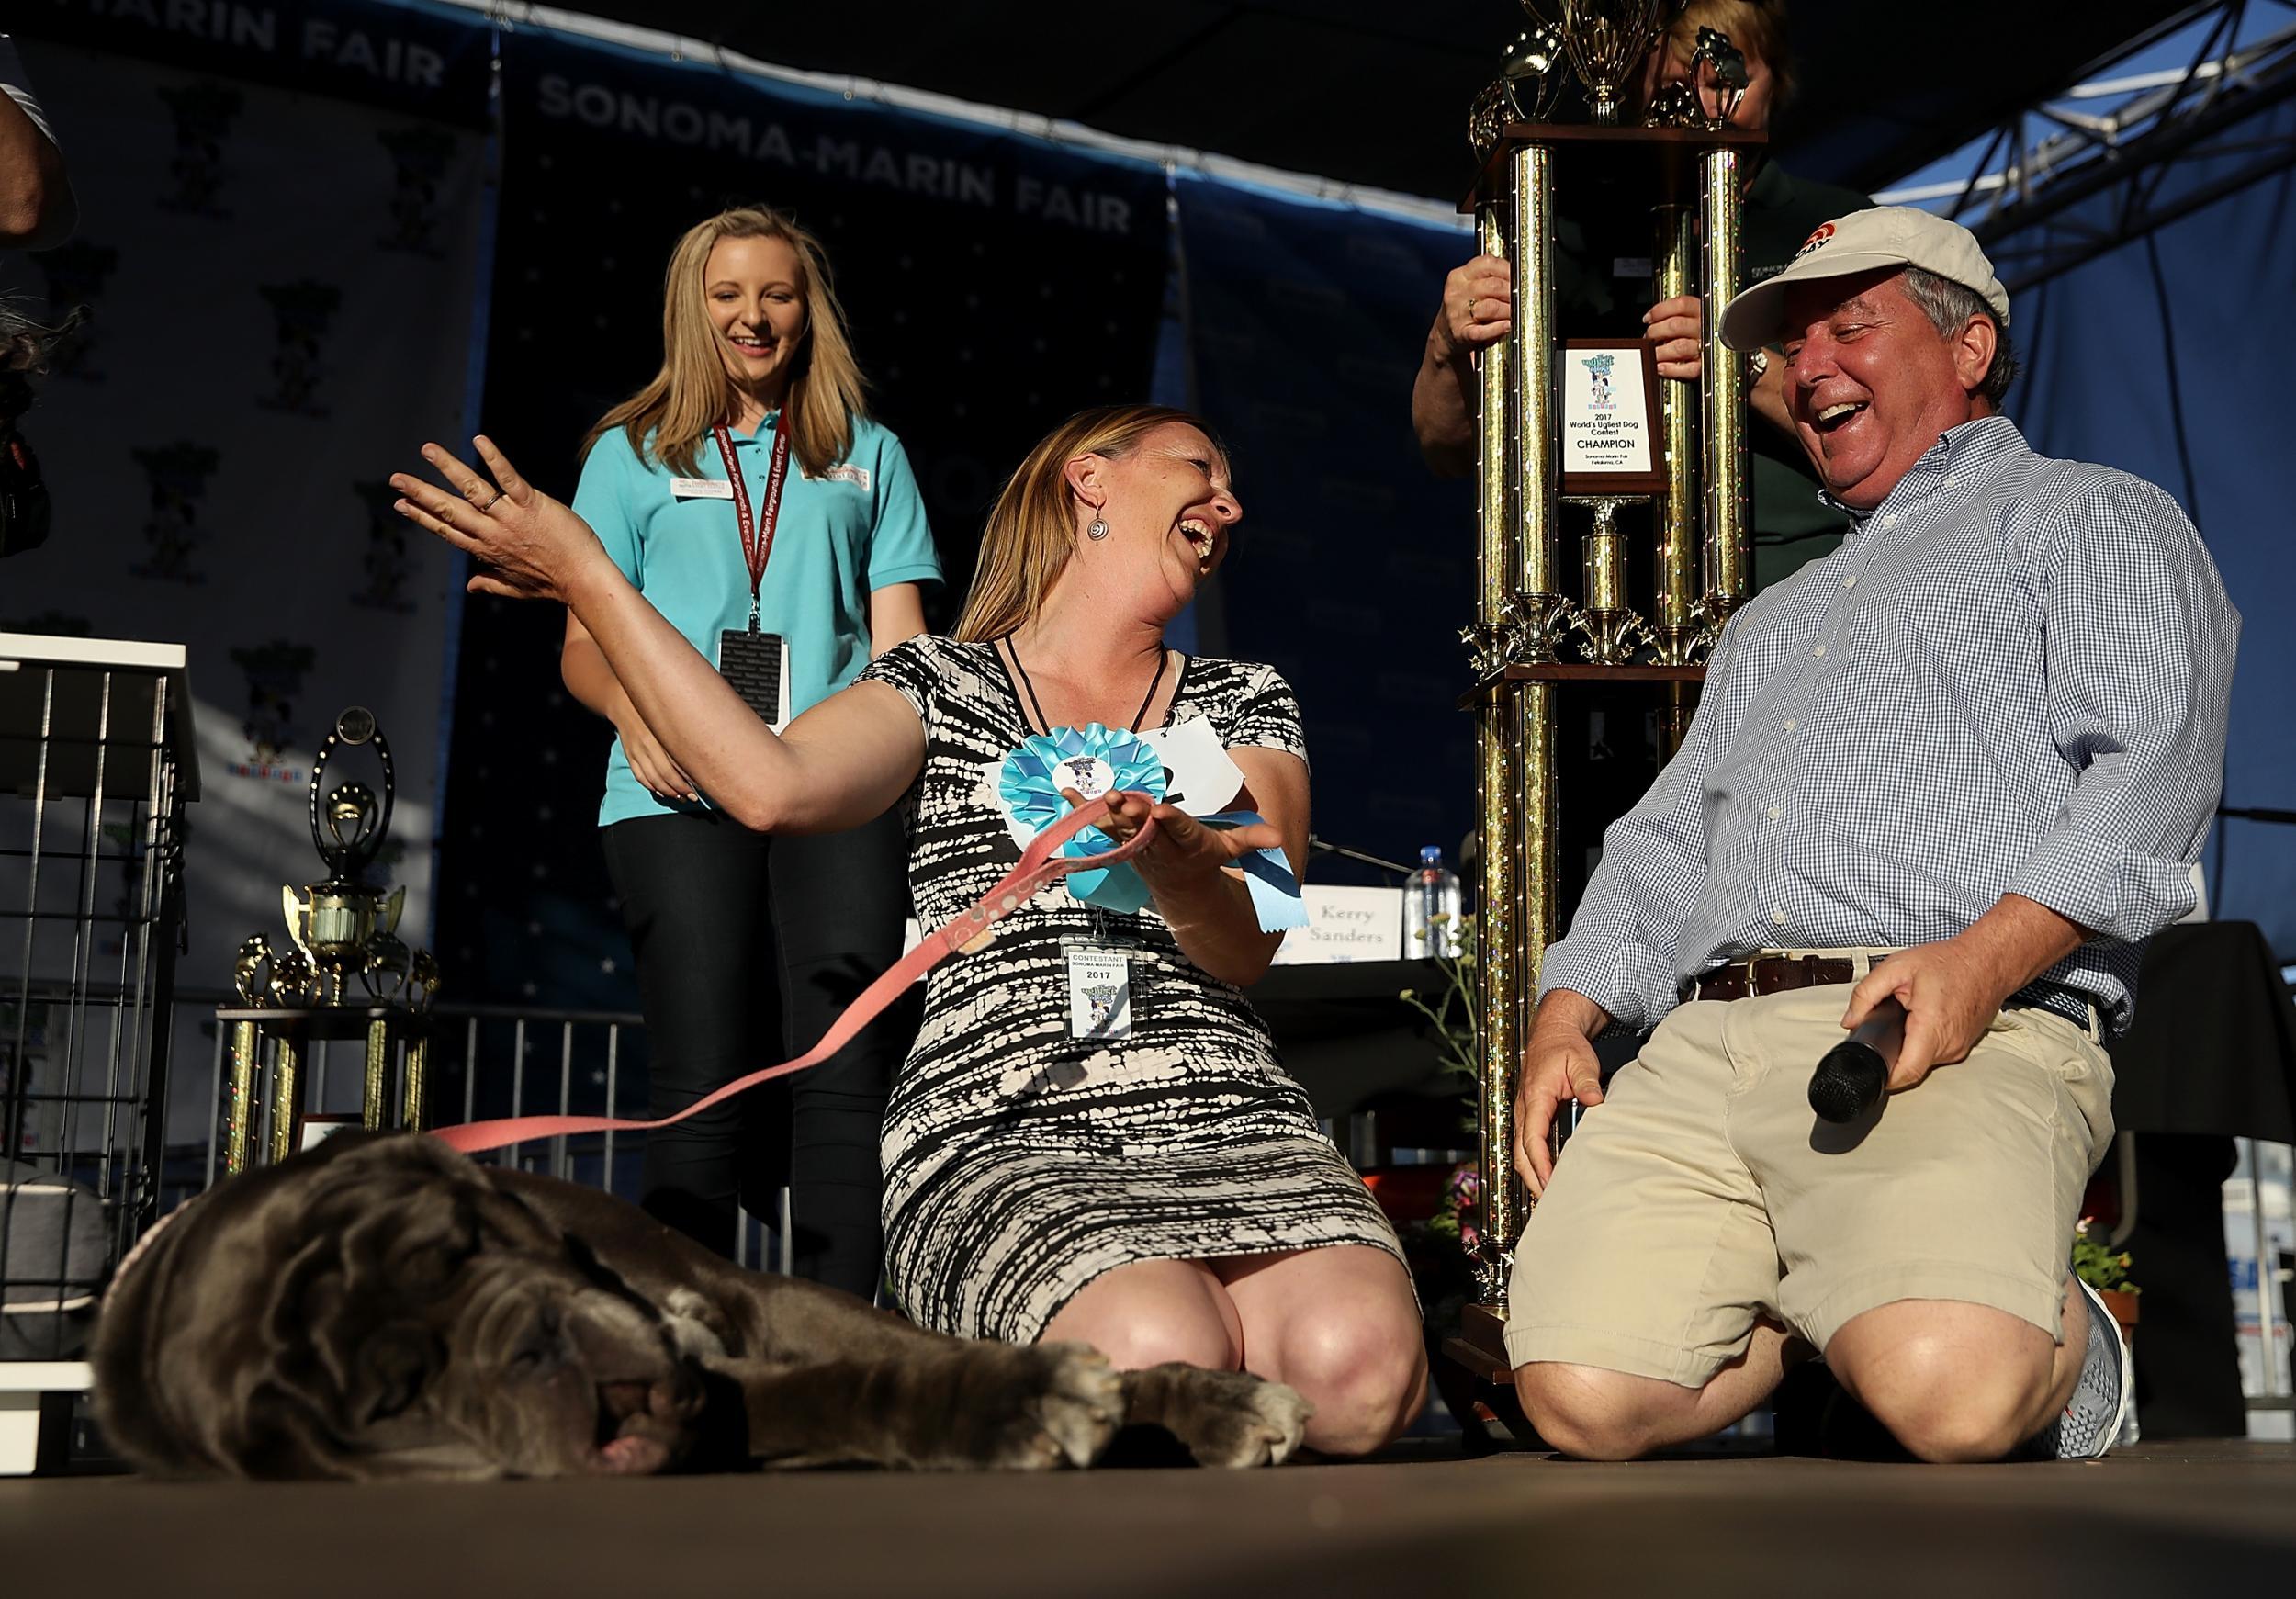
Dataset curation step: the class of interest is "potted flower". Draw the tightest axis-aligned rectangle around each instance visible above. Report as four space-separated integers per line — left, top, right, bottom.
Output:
2072 1215 2139 1347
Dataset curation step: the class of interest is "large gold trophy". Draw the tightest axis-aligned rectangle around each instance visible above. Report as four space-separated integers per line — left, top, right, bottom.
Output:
220 707 440 1172
1452 0 1755 1385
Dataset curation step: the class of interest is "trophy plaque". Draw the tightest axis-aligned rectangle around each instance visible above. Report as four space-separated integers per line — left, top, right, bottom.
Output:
1559 339 1664 495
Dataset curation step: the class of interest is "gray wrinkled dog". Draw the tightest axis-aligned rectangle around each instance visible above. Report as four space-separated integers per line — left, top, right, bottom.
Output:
92 1132 1311 1479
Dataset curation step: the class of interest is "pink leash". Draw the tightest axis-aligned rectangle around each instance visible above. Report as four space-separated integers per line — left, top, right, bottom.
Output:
432 794 1159 1155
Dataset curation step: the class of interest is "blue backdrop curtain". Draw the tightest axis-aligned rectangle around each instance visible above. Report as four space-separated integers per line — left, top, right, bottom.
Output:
1994 96 2296 958
1173 170 1479 885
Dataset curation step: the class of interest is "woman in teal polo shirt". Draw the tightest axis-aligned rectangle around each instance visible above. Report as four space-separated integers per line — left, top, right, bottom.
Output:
559 205 941 1289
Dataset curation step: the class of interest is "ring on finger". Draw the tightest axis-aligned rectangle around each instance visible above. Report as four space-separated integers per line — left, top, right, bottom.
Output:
472 490 500 512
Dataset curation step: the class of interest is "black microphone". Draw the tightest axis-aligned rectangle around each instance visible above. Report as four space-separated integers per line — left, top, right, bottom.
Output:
1809 997 1906 1123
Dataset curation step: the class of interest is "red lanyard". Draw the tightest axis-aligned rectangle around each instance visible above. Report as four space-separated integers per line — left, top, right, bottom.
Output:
710 417 793 633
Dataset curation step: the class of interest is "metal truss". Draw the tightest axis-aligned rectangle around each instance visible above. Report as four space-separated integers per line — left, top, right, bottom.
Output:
1874 1 2296 292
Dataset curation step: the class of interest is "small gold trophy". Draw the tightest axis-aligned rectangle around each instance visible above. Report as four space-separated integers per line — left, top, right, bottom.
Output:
223 707 439 1172
241 706 435 1009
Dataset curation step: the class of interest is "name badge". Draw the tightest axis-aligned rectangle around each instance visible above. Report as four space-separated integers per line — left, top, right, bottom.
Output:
717 629 792 733
670 478 735 501
1066 947 1131 1041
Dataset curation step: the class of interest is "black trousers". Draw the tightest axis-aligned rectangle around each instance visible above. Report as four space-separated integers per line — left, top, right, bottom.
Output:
602 806 919 1297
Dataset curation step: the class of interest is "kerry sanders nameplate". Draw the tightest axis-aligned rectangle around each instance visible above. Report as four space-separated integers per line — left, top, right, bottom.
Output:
1266 885 1406 966
1559 338 1664 496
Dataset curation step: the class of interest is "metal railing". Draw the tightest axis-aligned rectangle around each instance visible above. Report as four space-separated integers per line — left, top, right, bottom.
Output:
171 989 790 1271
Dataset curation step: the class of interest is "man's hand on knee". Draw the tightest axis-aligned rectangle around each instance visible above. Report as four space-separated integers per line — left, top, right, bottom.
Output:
1514 991 1610 1198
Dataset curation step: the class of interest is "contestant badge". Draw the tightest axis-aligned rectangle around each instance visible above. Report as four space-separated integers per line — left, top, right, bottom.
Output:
1067 946 1132 1041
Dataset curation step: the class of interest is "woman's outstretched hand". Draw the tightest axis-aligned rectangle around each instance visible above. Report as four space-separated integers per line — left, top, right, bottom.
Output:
391 436 607 602
1068 788 1282 887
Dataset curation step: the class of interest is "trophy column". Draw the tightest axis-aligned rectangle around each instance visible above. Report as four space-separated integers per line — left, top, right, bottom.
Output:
1469 197 1523 1314
1701 148 1750 618
267 1038 304 1167
223 1019 260 1177
403 1037 433 1131
1655 195 1703 768
363 1019 392 1132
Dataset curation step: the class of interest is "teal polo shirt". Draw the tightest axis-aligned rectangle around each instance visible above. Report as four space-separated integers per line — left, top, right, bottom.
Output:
574 412 942 828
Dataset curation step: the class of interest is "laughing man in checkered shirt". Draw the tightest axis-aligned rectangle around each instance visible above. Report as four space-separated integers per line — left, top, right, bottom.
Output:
1503 208 2239 1463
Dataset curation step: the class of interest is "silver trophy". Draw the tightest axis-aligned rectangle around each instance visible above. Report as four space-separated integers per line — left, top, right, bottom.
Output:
1471 23 1570 156
1645 24 1750 129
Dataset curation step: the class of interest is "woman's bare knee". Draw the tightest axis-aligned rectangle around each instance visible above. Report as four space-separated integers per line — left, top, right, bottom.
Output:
1043 1263 1242 1372
1276 1314 1428 1457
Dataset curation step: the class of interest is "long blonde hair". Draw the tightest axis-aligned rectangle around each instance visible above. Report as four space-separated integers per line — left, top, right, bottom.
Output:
583 206 866 479
954 404 1224 642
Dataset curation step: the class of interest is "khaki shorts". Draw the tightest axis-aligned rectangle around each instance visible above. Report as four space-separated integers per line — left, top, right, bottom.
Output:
1503 981 2114 1386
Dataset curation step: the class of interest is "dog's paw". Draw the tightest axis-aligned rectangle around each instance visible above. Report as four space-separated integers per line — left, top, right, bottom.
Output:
1136 1366 1315 1468
960 1341 1125 1471
658 1288 730 1361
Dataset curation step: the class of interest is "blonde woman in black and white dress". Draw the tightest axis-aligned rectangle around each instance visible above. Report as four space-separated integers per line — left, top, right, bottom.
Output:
392 404 1427 1457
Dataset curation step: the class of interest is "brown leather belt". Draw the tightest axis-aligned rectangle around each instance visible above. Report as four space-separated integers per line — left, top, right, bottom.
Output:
1694 954 1857 1001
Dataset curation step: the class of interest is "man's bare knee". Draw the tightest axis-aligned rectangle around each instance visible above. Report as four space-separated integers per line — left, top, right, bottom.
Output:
1829 1306 2055 1463
1514 1363 1674 1461
1858 1356 2040 1462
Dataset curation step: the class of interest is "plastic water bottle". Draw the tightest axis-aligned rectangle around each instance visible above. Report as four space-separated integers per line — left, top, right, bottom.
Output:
1404 845 1464 959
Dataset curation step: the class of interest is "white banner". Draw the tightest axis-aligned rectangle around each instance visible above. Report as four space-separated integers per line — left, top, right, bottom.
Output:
0 39 487 991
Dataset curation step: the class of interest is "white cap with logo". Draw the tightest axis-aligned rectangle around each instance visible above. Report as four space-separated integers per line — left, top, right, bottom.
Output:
1717 206 2011 352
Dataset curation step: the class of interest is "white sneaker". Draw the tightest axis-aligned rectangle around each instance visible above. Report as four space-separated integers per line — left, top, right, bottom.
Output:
2029 1277 2133 1459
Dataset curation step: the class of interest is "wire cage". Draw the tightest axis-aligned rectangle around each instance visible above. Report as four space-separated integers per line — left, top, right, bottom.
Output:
1 635 195 1368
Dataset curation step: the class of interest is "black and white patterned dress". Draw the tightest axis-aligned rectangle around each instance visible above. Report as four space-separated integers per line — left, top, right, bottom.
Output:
858 636 1403 1342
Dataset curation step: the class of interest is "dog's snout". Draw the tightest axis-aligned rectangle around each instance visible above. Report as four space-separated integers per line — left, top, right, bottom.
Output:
506 1302 569 1377
599 1379 653 1423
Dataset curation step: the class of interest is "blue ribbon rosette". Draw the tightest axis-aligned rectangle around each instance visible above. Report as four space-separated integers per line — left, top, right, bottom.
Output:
995 723 1307 930
997 724 1165 914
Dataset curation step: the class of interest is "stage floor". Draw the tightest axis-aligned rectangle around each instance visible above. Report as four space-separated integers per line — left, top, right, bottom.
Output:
8 1439 2290 1595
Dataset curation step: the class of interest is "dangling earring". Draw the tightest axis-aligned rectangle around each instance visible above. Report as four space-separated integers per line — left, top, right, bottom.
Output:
1086 516 1110 541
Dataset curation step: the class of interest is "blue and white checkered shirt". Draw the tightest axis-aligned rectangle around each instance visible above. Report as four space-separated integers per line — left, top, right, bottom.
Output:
1539 415 2239 1036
